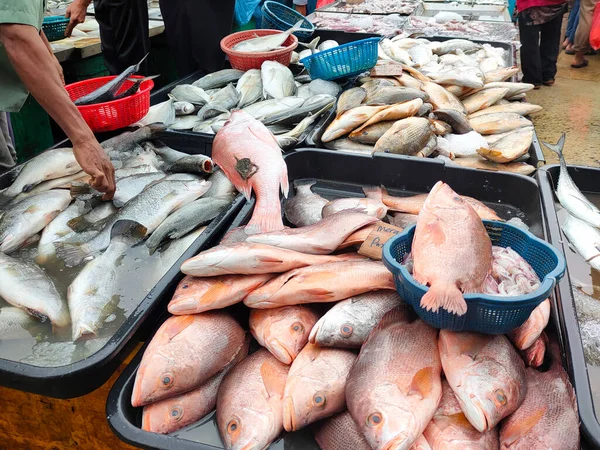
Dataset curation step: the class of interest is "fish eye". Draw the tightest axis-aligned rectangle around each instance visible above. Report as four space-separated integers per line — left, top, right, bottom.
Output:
161 373 174 388
181 284 188 289
494 389 507 405
340 324 353 337
227 419 239 433
312 392 327 407
291 322 304 333
453 196 461 202
366 412 383 427
170 406 183 421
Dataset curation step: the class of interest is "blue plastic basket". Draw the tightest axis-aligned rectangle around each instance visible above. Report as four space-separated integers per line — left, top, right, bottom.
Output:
382 220 566 334
42 16 70 42
261 1 314 40
300 37 380 81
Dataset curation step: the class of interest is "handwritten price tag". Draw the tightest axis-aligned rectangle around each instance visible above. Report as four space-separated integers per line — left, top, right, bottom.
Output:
358 221 404 260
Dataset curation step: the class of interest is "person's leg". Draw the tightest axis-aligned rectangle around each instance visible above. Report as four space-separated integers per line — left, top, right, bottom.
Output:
565 0 581 48
572 0 598 66
519 19 543 86
0 112 16 173
540 11 565 83
159 0 199 76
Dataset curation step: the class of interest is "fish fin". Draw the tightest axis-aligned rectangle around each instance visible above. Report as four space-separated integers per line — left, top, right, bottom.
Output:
162 315 196 340
257 255 285 264
289 20 305 34
298 36 321 53
110 219 148 244
303 287 335 298
362 186 383 201
420 282 467 316
70 182 101 200
500 407 546 447
541 133 566 157
67 215 94 232
280 168 290 199
433 412 473 432
260 359 286 399
53 241 90 267
44 210 61 222
408 366 435 398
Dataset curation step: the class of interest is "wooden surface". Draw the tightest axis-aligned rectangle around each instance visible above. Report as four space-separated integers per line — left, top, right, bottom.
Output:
0 343 142 450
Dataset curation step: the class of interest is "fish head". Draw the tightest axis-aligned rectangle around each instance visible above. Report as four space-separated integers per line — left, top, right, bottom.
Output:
423 181 465 212
353 383 421 450
141 398 189 434
309 307 363 347
222 109 254 130
260 308 317 364
219 406 276 450
132 350 181 406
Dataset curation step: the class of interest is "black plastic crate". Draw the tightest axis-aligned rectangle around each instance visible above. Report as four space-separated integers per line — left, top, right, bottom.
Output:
106 149 585 449
537 164 600 448
0 136 245 398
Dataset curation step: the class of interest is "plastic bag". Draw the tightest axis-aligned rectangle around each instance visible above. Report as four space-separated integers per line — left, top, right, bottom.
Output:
591 2 600 50
235 0 262 26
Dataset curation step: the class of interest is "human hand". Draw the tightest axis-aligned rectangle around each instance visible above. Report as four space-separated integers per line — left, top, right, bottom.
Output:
65 0 88 37
72 138 116 200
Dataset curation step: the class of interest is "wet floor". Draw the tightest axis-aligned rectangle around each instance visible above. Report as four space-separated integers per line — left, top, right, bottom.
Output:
527 51 600 167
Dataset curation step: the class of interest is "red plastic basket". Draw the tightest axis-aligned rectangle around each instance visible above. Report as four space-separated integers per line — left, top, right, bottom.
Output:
220 29 298 71
65 75 154 133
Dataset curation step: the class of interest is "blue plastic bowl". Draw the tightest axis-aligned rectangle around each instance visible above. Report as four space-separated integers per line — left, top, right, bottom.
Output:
42 16 70 42
261 1 314 40
300 37 380 81
382 220 566 334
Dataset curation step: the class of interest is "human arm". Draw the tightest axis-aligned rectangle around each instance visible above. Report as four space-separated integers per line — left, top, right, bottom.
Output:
65 0 92 37
0 23 115 199
40 29 65 85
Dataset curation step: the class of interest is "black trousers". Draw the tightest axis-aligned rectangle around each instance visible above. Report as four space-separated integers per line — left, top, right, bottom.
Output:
94 0 151 74
518 11 564 85
159 0 236 76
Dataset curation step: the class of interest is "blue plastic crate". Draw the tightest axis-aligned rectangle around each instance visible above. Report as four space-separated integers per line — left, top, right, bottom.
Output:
42 16 70 42
300 37 380 81
382 220 566 334
261 1 314 40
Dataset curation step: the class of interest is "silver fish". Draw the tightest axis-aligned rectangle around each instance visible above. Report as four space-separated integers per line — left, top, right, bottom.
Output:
192 69 245 90
115 164 161 179
236 69 263 108
262 94 335 126
173 101 195 115
111 172 167 208
262 61 297 99
197 84 240 120
242 97 306 121
101 124 165 153
170 85 211 105
204 168 238 198
365 86 428 106
284 181 328 227
0 253 70 328
433 39 482 55
166 154 213 175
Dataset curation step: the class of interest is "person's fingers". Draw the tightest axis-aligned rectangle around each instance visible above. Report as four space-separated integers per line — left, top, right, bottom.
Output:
102 161 116 200
65 19 77 37
90 172 109 194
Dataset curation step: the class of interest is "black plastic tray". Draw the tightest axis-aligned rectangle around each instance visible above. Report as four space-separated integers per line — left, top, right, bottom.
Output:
0 135 245 398
106 149 578 450
537 164 600 448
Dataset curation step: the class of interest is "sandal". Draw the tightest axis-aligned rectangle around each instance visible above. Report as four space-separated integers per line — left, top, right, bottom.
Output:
543 78 555 86
565 49 576 55
571 60 589 68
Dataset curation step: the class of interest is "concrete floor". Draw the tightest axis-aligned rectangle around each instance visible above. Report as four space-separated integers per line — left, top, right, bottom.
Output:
526 51 600 167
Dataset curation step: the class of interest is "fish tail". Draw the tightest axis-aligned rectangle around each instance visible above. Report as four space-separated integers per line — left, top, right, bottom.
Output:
245 196 284 235
67 215 95 233
299 36 320 54
54 241 90 267
110 219 147 245
362 185 383 201
541 133 566 162
420 282 468 316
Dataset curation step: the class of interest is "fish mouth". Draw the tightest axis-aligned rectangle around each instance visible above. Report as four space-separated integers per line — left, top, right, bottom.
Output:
202 160 213 173
141 409 152 432
168 297 197 314
381 433 410 450
460 396 489 432
283 397 297 432
269 339 293 364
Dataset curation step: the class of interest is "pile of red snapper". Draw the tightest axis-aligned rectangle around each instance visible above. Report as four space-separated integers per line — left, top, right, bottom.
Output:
130 112 579 450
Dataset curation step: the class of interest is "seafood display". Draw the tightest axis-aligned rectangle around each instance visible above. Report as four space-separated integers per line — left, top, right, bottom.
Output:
0 126 237 365
317 0 420 16
126 121 578 450
404 16 519 43
308 11 409 35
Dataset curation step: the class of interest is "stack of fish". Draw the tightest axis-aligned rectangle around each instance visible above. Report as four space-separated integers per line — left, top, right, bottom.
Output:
0 125 238 344
140 62 337 150
319 38 541 176
130 112 579 450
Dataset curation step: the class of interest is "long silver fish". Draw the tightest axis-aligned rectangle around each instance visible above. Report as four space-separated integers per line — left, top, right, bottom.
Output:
233 21 303 52
543 133 600 228
0 253 70 328
197 84 240 120
192 69 245 90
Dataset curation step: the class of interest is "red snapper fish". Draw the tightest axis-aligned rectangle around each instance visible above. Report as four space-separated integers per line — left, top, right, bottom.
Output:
212 110 289 234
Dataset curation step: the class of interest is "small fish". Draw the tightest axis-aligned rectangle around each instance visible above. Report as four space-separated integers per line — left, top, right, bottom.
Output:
309 291 403 348
67 201 118 232
111 75 159 102
481 82 535 99
242 96 305 121
283 344 357 431
433 39 481 55
469 102 542 118
233 21 303 52
68 220 147 341
170 84 211 105
477 127 534 163
469 113 532 135
141 336 250 434
217 349 289 450
412 182 493 315
197 84 240 120
484 66 519 82
348 121 396 145
131 313 246 407
322 187 388 219
0 190 72 254
336 87 367 118
374 117 433 156
11 171 88 203
284 181 328 227
499 343 579 449
439 330 527 432
462 87 509 114
351 98 424 135
0 253 70 328
313 411 372 450
250 305 319 364
168 273 273 314
429 66 485 89
347 311 442 450
365 87 428 106
192 69 245 90
243 260 395 309
423 380 500 448
246 210 378 254
213 111 288 234
181 242 362 276
408 44 433 68
236 69 263 108
261 61 297 99
321 105 388 143
543 133 600 228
